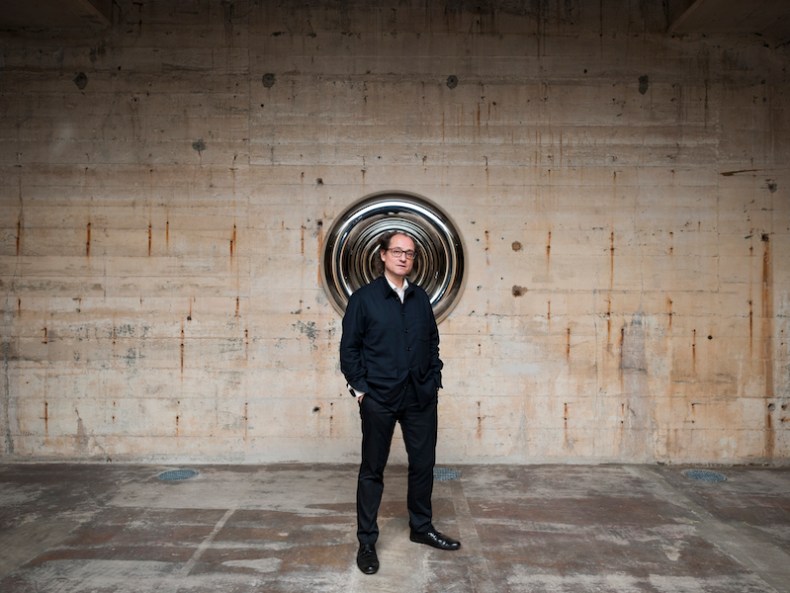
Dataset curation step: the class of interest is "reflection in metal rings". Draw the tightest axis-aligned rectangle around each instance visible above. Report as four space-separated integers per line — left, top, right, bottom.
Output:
322 192 466 323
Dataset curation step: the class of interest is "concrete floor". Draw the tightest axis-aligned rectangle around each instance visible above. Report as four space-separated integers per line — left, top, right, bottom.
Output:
0 463 788 593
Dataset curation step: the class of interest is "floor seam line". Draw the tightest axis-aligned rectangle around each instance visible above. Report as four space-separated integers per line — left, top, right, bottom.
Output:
452 479 497 593
179 507 236 577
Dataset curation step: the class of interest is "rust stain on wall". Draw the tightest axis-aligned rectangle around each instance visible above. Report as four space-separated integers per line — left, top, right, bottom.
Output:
148 222 153 256
692 329 697 374
566 327 571 360
180 325 185 376
609 230 615 290
243 401 249 441
316 219 325 284
86 222 92 257
476 401 483 439
16 218 22 256
606 297 612 347
761 233 774 458
667 297 673 329
761 234 774 396
230 224 237 257
618 326 625 389
43 401 48 435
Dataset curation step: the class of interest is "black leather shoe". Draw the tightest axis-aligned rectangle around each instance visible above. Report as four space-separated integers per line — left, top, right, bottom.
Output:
410 528 461 551
356 543 379 574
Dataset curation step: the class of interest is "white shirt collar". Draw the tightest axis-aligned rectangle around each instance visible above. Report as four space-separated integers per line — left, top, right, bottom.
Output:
385 276 408 303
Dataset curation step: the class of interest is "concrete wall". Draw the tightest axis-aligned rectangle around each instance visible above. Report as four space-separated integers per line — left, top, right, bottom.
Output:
1 0 788 465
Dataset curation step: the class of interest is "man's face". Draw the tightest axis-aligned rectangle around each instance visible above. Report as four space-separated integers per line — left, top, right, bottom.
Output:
381 233 416 280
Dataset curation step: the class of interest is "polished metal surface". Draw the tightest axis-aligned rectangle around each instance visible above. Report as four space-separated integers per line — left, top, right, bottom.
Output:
322 192 466 323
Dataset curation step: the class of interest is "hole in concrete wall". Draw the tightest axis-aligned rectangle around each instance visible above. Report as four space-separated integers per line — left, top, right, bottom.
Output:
262 73 276 88
73 72 88 90
322 192 466 323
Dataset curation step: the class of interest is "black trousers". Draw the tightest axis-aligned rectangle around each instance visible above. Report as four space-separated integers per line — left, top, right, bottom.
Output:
356 381 438 545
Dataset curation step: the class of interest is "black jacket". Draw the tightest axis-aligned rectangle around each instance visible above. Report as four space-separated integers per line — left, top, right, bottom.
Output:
340 276 443 408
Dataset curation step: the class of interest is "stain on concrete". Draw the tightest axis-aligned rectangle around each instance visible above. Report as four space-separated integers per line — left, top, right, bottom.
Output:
606 297 613 347
192 139 206 154
1 338 12 454
762 233 775 458
75 410 89 453
180 326 186 375
620 316 647 372
667 297 673 329
609 230 615 291
638 74 649 94
293 321 318 344
73 72 88 90
15 218 22 256
720 168 762 176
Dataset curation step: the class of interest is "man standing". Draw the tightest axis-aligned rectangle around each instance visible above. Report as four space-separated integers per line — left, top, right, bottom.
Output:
340 230 461 575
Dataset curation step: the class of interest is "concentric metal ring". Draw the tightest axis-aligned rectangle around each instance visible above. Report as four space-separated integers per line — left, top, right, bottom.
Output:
322 192 466 323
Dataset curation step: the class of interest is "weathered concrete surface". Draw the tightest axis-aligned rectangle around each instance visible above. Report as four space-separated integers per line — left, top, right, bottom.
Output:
0 0 788 464
0 463 789 593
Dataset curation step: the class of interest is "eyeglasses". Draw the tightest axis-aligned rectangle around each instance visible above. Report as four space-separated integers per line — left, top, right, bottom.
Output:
387 248 417 260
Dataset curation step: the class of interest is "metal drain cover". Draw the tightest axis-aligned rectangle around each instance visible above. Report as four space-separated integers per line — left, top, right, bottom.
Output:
157 468 199 482
682 469 726 483
434 467 461 481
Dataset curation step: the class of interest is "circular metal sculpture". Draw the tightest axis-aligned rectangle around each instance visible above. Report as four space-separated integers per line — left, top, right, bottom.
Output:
322 192 465 323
